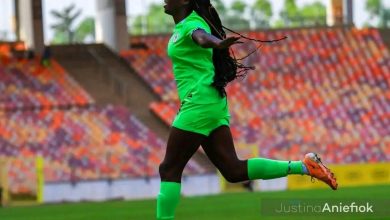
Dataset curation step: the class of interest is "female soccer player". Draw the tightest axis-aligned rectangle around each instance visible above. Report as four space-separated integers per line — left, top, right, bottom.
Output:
157 0 338 219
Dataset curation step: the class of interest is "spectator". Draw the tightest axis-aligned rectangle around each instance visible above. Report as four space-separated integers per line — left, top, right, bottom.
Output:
41 47 52 67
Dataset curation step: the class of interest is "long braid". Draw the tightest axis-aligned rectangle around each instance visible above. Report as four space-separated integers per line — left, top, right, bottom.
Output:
191 0 248 97
191 0 286 97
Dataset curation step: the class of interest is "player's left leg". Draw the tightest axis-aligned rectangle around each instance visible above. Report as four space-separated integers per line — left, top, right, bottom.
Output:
201 125 306 182
201 125 337 189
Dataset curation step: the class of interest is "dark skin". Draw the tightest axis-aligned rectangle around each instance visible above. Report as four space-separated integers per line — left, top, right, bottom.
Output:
160 0 248 183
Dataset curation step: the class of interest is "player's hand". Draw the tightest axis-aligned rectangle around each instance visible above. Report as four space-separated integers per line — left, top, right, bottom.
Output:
217 36 242 49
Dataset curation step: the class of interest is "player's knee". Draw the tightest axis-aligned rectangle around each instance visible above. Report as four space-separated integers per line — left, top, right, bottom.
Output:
158 162 169 178
159 162 181 181
222 169 245 183
224 175 242 183
220 161 247 183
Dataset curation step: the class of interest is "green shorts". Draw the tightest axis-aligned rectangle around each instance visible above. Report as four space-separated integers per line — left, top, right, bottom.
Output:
172 97 230 136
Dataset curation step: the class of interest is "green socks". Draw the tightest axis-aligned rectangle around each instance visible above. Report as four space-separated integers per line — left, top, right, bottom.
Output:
247 158 304 180
157 182 181 220
156 160 306 219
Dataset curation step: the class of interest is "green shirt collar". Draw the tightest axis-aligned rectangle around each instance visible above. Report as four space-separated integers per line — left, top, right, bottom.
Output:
175 11 197 28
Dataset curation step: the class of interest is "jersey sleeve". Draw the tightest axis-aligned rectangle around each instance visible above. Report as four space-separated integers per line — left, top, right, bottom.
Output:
184 15 211 38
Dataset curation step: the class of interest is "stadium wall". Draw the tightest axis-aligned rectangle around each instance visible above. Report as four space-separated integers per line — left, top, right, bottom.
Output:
43 174 220 203
43 176 289 203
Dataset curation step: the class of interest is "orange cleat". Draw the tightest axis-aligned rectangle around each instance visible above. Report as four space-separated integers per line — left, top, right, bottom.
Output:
302 153 338 190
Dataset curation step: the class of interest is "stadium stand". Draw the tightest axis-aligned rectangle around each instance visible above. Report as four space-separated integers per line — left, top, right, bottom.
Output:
0 46 206 195
0 59 93 110
121 49 176 101
0 42 25 57
1 105 204 184
123 27 390 163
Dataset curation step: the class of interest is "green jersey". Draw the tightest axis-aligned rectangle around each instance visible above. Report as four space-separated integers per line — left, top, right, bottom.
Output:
167 11 222 104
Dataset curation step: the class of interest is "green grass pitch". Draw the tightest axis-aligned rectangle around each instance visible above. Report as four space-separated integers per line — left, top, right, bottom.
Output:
0 185 389 220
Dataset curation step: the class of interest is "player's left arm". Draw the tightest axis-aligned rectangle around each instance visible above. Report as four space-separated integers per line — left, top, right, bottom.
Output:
192 29 241 49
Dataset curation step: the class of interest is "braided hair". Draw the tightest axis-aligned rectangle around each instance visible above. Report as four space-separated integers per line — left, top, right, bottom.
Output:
190 0 287 97
190 0 253 97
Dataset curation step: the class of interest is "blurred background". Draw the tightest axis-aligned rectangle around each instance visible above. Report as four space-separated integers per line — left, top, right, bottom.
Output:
1 0 390 43
0 0 389 219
